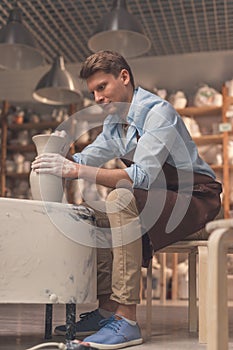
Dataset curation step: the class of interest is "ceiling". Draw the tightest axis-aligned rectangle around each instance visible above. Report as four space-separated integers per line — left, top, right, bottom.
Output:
1 0 233 65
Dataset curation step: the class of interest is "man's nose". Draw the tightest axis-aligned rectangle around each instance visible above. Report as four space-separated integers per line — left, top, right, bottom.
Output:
94 92 104 104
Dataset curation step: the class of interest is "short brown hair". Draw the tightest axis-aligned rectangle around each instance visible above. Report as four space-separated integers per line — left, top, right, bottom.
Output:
79 50 135 89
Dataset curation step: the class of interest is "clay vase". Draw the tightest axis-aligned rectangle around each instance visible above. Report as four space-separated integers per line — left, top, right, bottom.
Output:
29 134 70 202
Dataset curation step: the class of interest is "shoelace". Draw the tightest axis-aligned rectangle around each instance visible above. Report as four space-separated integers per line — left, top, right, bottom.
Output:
99 315 122 332
79 310 98 323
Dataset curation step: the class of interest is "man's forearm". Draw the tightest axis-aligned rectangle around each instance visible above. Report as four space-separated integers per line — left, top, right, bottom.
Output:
78 164 133 189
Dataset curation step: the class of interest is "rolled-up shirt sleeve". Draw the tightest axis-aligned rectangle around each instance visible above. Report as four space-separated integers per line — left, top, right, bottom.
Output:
124 164 149 189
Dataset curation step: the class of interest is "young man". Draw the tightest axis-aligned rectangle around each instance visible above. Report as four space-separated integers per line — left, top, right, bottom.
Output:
32 50 222 349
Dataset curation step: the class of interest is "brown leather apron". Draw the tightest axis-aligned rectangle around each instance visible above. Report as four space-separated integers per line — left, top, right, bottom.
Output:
133 162 222 265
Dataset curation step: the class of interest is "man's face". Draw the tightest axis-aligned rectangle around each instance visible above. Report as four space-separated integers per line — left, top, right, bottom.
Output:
86 69 132 115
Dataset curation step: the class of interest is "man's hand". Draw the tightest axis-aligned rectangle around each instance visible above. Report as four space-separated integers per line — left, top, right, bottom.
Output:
31 153 79 178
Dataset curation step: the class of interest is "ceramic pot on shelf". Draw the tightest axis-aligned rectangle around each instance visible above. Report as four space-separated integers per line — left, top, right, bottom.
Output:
29 133 70 202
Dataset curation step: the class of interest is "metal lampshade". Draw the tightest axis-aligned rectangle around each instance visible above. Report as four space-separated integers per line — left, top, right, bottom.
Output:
88 0 151 58
33 55 83 105
0 7 44 70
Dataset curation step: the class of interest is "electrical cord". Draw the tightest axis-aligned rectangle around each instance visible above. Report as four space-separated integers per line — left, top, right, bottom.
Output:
25 341 97 350
25 343 66 350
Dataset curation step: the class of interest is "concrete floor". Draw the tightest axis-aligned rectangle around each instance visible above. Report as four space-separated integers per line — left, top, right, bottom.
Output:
0 300 233 350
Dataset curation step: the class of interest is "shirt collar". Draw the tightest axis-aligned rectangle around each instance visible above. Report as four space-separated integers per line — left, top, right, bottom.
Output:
126 87 151 131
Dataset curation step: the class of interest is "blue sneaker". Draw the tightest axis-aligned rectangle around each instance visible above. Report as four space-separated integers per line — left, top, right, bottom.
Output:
54 309 106 337
82 314 143 349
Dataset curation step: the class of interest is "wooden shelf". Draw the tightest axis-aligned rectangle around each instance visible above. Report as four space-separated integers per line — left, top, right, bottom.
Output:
0 102 78 198
6 173 29 179
211 164 224 171
8 121 60 131
224 95 233 108
176 105 221 117
7 144 35 152
193 134 223 145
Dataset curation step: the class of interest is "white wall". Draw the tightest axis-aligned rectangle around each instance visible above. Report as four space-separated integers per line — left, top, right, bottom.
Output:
1 49 233 104
129 49 233 98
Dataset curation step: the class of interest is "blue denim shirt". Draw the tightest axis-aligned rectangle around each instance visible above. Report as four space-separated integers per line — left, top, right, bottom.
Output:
73 87 216 190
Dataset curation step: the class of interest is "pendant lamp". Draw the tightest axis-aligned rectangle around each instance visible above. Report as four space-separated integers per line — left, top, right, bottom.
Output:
0 7 44 70
88 0 151 58
33 55 83 105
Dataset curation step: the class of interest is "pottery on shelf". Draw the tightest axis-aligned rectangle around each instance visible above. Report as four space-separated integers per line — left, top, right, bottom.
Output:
30 133 70 202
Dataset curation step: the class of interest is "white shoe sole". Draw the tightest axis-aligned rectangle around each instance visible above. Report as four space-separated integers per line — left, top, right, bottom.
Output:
87 338 143 349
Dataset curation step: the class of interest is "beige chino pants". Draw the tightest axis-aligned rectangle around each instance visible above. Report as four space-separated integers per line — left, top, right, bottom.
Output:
86 188 142 305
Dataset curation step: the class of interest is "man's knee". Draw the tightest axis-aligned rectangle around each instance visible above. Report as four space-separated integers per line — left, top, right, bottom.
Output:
106 188 134 208
106 188 139 219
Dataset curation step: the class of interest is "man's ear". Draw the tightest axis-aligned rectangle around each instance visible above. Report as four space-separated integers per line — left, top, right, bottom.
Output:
120 69 130 85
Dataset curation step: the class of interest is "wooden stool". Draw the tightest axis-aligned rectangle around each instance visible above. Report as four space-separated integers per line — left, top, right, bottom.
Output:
146 239 209 343
206 218 233 350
